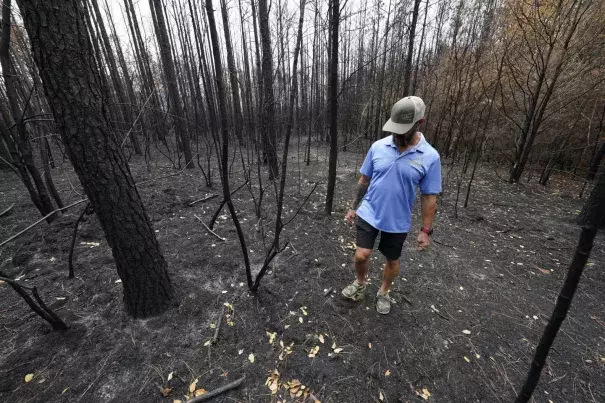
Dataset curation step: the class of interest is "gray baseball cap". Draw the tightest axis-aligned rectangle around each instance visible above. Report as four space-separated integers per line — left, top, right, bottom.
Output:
382 96 426 134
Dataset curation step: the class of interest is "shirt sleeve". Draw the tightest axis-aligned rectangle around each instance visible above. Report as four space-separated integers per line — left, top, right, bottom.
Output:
420 156 442 194
359 145 374 178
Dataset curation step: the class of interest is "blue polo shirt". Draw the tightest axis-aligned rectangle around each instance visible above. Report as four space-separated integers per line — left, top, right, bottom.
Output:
356 133 441 233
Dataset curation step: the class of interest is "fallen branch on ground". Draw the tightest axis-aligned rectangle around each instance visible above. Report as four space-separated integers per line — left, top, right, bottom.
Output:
0 271 68 331
0 203 15 217
211 305 225 344
188 194 218 206
186 376 245 403
194 215 227 241
0 199 88 249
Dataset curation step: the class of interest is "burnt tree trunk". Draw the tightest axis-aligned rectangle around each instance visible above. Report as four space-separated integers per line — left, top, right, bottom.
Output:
16 0 177 318
257 0 279 178
324 0 339 214
149 0 193 167
516 167 605 401
1 0 56 221
403 0 422 96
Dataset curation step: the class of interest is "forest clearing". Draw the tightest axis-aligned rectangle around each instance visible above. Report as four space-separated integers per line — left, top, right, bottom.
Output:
1 0 604 402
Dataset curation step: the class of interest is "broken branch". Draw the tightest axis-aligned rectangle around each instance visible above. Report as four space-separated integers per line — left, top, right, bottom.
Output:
186 376 245 402
195 214 227 241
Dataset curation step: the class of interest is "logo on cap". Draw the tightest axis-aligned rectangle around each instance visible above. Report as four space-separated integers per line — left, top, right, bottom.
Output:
396 107 415 124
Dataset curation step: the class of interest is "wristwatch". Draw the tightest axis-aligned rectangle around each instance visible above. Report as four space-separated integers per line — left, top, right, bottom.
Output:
420 226 433 236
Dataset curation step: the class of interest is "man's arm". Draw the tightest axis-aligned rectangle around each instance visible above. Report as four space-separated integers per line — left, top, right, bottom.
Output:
345 175 370 224
417 194 437 250
351 175 370 209
420 194 437 229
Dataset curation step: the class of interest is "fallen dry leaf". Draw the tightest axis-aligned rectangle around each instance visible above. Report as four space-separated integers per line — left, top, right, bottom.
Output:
167 371 173 381
333 348 343 354
267 332 277 345
248 353 255 363
174 400 182 403
318 334 325 344
24 373 34 383
464 356 470 363
368 343 372 349
537 268 551 274
299 317 304 323
308 346 320 358
189 378 198 393
462 329 471 335
194 389 207 397
379 391 384 401
415 387 431 400
385 370 391 377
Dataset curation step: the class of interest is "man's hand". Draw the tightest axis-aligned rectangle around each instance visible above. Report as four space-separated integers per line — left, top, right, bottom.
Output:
417 231 430 251
345 209 356 225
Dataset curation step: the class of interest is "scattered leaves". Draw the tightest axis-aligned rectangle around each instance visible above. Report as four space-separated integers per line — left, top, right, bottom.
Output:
300 306 308 316
379 391 385 401
248 353 255 363
385 370 391 377
24 373 34 383
308 346 320 358
279 341 294 361
267 332 277 345
318 334 325 344
475 354 481 359
238 349 244 355
415 387 431 400
223 302 234 310
463 356 470 363
462 329 471 335
167 372 174 381
299 317 304 324
189 378 198 393
210 323 216 329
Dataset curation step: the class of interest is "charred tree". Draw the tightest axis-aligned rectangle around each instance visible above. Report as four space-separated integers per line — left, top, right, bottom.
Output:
16 0 177 318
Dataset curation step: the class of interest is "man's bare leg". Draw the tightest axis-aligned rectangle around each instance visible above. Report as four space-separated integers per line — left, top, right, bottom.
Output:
354 247 372 283
378 259 399 294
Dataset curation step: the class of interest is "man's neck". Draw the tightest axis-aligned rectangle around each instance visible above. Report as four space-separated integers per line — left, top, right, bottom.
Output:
397 132 421 153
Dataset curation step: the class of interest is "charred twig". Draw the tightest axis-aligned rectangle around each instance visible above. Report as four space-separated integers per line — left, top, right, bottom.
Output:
0 199 88 248
208 180 249 229
0 203 15 217
186 376 245 402
188 194 218 206
400 295 413 306
194 215 227 241
0 271 67 331
68 202 92 278
211 305 225 344
433 239 455 248
282 181 321 228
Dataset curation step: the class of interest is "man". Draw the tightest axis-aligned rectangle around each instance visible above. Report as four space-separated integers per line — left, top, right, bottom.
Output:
342 96 442 314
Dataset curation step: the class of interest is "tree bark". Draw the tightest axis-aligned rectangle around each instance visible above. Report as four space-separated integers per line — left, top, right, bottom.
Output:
16 0 177 318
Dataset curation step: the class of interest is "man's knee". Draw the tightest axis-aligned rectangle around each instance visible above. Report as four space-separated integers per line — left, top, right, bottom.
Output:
355 248 372 263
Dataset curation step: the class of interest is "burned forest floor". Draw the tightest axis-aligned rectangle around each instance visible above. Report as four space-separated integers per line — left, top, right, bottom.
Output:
1 143 604 403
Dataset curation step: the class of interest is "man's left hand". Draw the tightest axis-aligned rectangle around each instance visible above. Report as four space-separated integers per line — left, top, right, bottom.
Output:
417 232 430 251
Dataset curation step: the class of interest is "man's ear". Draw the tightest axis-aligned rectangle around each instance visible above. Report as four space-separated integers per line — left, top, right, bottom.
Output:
418 118 426 125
